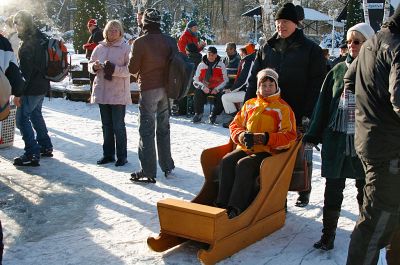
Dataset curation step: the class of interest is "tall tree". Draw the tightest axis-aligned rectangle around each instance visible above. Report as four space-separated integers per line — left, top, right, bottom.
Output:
347 0 364 29
73 0 107 53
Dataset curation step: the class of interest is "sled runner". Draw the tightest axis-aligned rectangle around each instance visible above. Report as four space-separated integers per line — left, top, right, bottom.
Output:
147 138 302 264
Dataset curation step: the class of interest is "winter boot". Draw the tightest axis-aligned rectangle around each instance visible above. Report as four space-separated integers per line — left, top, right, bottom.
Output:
13 154 40 167
313 208 340 250
192 113 203 123
40 147 53 157
295 191 310 207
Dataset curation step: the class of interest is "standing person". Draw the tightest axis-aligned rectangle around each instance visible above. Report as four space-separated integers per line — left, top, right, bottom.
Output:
0 33 24 264
0 33 24 106
88 20 131 167
12 10 53 166
217 68 297 219
171 43 202 116
303 23 375 251
244 2 326 207
128 8 175 183
177 20 206 54
192 46 228 124
345 6 400 265
223 42 241 88
222 43 256 128
83 18 103 91
331 43 348 67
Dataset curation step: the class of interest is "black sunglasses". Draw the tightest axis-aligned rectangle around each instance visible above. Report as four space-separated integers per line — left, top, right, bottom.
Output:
346 40 363 45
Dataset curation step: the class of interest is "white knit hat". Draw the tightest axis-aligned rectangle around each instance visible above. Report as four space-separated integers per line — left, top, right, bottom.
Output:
348 23 375 40
257 68 279 88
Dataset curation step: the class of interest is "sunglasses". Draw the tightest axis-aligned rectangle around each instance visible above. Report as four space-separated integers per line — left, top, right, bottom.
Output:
346 39 363 45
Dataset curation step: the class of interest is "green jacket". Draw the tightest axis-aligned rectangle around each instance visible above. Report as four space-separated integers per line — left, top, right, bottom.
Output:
304 62 365 179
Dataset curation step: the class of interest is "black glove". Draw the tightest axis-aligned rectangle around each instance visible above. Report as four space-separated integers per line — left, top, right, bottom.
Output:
302 134 319 145
104 60 115 81
243 132 254 149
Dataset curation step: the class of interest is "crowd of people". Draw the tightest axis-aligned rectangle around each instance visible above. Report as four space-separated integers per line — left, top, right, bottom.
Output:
1 2 400 264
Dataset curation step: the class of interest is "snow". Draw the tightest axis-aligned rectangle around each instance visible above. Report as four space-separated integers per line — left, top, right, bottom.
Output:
0 53 389 265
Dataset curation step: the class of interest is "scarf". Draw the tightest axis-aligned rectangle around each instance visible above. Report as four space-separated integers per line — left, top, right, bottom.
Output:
205 57 219 82
329 55 357 156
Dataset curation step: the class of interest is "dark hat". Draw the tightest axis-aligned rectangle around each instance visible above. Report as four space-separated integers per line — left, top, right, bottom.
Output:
295 5 305 21
143 8 161 24
275 3 299 24
339 43 347 49
187 20 198 28
390 4 400 28
185 43 198 53
207 46 217 54
13 10 33 26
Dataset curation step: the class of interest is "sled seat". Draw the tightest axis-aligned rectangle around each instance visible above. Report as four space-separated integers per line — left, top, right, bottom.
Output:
148 138 302 265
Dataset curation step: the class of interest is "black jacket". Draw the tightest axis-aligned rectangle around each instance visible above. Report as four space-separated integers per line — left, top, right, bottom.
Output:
0 35 24 97
244 29 326 122
231 52 256 92
344 22 400 162
18 29 50 96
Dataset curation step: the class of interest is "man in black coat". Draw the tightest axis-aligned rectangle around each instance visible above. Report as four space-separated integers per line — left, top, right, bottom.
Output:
244 2 326 207
12 10 53 166
344 5 400 265
83 19 103 91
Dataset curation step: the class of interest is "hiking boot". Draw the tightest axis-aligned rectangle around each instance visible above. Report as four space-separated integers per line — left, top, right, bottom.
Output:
295 192 310 207
13 154 40 167
130 170 156 183
97 156 115 165
40 147 53 157
227 206 241 219
115 158 128 167
192 113 203 123
313 234 335 250
209 114 217 124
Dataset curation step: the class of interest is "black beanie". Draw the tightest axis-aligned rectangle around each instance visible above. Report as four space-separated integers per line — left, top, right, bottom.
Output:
275 3 299 24
143 8 161 25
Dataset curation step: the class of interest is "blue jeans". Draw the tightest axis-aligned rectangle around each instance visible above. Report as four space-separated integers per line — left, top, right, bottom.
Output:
99 104 127 160
138 87 174 178
16 95 52 156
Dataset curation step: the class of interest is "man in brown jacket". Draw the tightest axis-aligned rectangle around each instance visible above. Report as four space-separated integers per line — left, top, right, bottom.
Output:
128 8 176 183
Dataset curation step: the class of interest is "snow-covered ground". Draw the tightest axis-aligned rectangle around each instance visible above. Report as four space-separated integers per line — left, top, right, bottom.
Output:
0 49 388 264
0 98 388 265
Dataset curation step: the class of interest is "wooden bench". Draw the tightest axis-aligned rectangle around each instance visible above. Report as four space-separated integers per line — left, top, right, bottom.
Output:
148 139 302 264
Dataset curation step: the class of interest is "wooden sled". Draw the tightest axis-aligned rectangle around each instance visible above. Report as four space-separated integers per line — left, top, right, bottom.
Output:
148 139 302 265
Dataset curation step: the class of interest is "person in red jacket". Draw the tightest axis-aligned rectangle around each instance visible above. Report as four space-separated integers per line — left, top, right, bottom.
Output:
177 20 206 54
83 19 103 91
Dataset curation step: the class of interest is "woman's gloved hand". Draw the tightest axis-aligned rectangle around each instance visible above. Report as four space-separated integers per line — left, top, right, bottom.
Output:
104 60 115 81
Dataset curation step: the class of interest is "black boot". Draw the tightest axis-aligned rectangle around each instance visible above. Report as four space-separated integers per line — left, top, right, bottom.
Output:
314 208 340 250
295 191 310 207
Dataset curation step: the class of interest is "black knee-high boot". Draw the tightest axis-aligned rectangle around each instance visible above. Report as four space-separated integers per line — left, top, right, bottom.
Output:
314 208 340 250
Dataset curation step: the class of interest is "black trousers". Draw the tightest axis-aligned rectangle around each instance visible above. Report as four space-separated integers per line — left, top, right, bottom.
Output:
216 149 270 212
324 178 365 211
193 89 224 116
346 157 400 265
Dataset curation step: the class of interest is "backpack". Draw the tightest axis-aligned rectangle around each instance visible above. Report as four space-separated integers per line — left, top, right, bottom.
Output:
166 47 195 100
41 38 69 82
0 67 11 121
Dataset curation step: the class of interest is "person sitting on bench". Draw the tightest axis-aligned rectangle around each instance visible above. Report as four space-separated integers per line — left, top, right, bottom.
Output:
215 68 297 219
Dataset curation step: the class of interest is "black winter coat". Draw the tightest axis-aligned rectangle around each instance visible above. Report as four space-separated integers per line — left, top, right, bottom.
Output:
244 29 326 122
0 35 24 97
18 29 50 96
231 52 256 92
344 23 400 162
85 26 103 60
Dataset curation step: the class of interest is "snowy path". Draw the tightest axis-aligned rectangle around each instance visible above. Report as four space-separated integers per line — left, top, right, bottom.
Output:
0 98 387 264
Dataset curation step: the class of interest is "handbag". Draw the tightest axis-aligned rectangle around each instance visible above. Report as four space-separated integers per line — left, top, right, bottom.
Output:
289 142 311 192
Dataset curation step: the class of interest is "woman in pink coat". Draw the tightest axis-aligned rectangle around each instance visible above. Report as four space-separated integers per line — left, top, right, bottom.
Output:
89 20 132 167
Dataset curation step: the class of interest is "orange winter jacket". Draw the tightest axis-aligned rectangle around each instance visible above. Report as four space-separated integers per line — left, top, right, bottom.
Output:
229 89 297 154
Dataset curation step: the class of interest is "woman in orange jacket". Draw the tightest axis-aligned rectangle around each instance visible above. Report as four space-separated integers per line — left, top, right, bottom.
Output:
216 68 297 218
